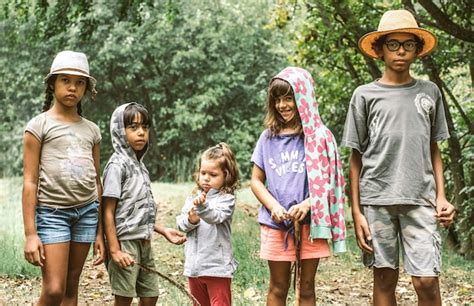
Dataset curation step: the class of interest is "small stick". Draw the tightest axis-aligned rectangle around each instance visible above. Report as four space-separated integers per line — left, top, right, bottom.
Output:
294 221 301 306
137 263 201 306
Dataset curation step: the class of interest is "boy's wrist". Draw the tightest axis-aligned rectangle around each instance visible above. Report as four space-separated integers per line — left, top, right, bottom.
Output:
352 209 364 218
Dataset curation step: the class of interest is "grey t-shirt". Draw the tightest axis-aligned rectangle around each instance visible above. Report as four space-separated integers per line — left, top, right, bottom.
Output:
25 112 101 208
342 79 449 206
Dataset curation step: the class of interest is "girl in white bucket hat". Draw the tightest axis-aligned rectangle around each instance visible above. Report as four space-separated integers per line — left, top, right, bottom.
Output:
342 9 454 306
22 50 105 304
43 50 98 115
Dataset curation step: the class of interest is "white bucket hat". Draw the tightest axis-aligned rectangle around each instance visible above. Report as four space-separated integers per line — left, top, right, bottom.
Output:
44 51 97 91
358 9 437 58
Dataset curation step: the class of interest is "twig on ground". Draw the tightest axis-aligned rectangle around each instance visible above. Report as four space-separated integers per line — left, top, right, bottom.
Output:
136 263 201 305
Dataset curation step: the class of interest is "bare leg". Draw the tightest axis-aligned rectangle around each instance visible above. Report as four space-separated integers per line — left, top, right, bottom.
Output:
412 276 441 306
373 267 398 306
37 242 70 306
267 261 291 306
115 296 133 306
61 242 91 306
138 297 158 306
299 259 320 306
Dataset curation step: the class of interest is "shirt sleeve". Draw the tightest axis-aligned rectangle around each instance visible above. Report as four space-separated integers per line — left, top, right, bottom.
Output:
176 196 199 232
93 124 102 144
102 163 122 199
251 130 266 171
341 89 368 153
24 115 44 143
196 193 235 224
430 86 450 142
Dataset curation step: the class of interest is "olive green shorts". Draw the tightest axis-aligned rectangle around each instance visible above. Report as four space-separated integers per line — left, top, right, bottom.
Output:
106 240 159 298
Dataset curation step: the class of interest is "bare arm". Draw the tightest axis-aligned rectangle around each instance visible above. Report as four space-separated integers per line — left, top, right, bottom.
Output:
430 142 455 227
103 197 134 268
349 149 372 253
22 132 45 266
250 164 287 223
92 143 105 265
154 224 186 245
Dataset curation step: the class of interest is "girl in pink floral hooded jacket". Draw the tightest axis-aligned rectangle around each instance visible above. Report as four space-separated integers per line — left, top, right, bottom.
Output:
251 67 346 305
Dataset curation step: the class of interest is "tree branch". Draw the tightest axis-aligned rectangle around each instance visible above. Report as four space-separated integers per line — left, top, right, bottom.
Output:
417 0 474 42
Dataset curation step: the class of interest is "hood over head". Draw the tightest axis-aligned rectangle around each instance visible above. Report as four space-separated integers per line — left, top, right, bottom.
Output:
109 102 149 163
272 67 347 253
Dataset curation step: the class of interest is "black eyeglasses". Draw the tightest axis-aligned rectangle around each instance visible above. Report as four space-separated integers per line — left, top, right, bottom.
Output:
384 39 417 52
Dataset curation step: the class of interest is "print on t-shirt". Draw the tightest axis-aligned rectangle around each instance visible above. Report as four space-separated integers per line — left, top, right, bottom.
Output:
414 93 434 119
268 149 305 176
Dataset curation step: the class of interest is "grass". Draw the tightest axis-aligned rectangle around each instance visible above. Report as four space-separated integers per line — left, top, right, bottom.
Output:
0 178 39 277
0 178 472 304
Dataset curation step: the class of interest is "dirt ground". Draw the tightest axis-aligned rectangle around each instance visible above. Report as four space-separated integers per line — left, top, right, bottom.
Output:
0 252 472 305
1 198 472 305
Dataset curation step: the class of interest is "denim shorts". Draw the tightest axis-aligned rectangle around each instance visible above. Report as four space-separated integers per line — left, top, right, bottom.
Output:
36 201 99 244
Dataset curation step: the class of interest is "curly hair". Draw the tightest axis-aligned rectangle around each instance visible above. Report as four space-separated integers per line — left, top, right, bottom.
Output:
193 142 240 194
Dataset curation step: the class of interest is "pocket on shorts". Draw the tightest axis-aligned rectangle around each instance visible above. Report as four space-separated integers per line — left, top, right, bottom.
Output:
36 205 58 217
432 232 442 274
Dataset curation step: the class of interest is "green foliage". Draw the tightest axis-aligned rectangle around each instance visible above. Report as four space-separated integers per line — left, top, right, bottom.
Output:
0 0 288 180
278 0 473 257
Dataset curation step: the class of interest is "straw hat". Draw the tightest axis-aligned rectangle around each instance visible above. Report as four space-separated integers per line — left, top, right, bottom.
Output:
358 9 437 58
44 51 97 90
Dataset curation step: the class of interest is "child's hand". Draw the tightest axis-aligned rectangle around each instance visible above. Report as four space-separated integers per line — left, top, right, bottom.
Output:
188 207 200 224
435 198 456 228
353 213 373 253
271 205 288 223
287 200 311 222
24 234 45 267
162 227 187 245
111 250 135 268
93 234 106 266
193 192 207 206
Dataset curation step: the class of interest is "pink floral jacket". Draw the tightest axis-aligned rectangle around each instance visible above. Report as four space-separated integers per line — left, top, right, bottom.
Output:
274 67 347 253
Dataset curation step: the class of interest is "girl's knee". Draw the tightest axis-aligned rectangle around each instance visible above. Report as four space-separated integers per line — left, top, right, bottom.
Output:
42 284 65 303
269 280 290 298
299 286 315 300
300 279 315 295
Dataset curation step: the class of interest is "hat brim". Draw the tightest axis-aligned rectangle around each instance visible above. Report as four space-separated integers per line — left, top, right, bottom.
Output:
44 70 97 88
358 28 437 59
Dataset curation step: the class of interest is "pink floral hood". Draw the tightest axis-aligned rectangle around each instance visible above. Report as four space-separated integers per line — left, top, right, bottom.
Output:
273 67 346 253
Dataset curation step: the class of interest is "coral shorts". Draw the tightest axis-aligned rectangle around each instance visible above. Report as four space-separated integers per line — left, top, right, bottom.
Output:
259 224 331 261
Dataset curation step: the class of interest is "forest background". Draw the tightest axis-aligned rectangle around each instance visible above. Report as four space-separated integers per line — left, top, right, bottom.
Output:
0 0 472 303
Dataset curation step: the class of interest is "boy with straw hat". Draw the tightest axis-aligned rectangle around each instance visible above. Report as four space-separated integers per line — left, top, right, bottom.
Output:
342 9 455 306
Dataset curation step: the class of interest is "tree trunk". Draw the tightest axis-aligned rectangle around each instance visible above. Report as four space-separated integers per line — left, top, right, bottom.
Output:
417 0 474 43
422 57 470 253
